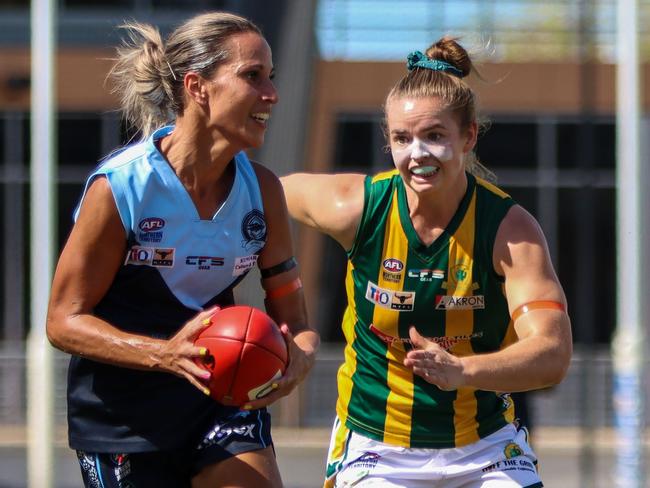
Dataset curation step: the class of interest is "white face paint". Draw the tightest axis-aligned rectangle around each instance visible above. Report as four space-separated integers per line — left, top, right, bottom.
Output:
391 137 454 164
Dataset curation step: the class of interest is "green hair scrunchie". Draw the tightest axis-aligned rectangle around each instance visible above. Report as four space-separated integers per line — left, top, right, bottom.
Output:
406 50 464 77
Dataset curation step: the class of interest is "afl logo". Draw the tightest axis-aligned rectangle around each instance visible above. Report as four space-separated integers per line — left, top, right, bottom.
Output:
138 217 165 232
241 209 267 251
383 258 404 272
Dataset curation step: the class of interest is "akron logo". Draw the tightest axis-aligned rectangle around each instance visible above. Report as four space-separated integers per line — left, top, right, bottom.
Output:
435 295 485 310
241 209 267 251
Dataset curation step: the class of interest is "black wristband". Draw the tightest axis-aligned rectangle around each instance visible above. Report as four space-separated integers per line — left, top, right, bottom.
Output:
260 256 298 279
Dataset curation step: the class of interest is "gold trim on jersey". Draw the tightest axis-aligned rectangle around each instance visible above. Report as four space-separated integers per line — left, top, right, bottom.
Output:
373 188 414 446
371 169 399 184
336 261 360 427
446 191 480 446
476 176 510 199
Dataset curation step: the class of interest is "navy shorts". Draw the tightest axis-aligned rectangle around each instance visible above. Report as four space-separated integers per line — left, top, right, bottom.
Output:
76 407 273 488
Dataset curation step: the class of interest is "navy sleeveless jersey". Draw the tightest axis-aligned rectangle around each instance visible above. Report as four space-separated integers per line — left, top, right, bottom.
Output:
66 126 267 452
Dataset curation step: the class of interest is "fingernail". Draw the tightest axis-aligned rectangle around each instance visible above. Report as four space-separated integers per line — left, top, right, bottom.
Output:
201 318 212 326
243 404 252 410
199 347 208 356
201 371 211 379
203 387 211 396
271 383 279 389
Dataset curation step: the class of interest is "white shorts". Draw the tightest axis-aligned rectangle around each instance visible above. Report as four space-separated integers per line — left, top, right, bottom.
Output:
325 419 542 488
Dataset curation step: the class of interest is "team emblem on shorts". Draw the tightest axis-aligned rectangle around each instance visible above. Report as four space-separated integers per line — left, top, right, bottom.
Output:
241 210 267 251
504 442 523 459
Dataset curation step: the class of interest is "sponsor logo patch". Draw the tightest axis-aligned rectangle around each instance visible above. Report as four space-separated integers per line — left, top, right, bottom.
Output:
152 248 174 267
349 451 381 470
125 246 174 267
382 258 403 272
366 282 392 307
435 295 485 310
233 255 259 277
186 256 225 270
365 282 415 311
368 324 483 350
382 258 403 283
137 217 165 243
408 268 445 281
198 422 258 450
391 291 414 311
138 217 165 232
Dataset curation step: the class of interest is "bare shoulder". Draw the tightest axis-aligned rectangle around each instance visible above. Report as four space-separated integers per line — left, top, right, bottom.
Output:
77 176 122 226
497 205 545 243
250 160 281 189
250 161 286 210
493 205 552 276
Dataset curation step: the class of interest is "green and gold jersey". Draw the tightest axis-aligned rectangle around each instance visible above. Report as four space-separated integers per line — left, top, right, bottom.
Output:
335 170 517 448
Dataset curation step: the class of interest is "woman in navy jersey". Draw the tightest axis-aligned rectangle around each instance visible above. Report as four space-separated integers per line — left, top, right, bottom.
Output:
46 11 319 488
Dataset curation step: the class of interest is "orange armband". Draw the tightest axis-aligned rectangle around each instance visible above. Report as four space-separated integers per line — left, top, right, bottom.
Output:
265 278 303 300
511 300 566 322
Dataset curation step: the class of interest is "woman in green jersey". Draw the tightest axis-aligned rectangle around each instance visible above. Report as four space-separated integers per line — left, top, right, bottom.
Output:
281 37 571 488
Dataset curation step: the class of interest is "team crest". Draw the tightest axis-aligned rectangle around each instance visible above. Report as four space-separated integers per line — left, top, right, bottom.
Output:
450 264 470 283
241 210 267 251
504 442 523 459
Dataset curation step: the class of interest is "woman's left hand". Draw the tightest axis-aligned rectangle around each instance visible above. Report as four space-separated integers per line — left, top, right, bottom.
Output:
403 326 465 391
240 324 315 410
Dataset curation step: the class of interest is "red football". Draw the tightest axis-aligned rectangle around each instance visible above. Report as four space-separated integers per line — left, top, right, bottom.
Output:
194 305 288 406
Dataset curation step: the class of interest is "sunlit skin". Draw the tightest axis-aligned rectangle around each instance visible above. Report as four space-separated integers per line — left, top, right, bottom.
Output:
156 31 279 221
386 96 477 226
161 31 279 192
202 31 278 151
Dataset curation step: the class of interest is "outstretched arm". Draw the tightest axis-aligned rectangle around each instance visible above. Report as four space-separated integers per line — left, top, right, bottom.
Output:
405 205 572 392
280 172 366 250
243 164 321 409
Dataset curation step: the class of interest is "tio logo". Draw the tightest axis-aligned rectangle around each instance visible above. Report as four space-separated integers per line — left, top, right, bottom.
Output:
129 247 152 262
368 286 390 305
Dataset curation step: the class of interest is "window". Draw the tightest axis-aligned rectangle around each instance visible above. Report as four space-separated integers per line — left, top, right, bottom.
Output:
476 122 538 168
557 119 615 168
59 114 104 166
0 110 122 339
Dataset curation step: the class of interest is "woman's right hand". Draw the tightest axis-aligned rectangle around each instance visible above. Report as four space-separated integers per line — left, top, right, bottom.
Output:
157 306 219 395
